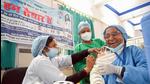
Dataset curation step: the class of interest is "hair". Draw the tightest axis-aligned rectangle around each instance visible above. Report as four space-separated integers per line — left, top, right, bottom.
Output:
103 26 119 35
45 36 54 47
42 36 54 56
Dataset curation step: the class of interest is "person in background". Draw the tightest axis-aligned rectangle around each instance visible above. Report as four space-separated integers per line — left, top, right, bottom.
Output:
73 21 106 84
91 25 150 84
22 35 100 84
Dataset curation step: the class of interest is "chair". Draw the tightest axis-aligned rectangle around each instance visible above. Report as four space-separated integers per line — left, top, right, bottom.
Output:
2 67 28 84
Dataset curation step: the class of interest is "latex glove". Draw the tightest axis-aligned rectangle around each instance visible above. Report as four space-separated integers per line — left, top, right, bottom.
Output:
97 64 123 76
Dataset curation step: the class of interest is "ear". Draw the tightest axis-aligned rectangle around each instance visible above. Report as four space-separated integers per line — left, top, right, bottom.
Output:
43 47 49 52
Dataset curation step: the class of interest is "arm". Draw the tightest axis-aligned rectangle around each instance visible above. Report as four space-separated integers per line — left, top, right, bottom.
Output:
92 46 150 84
36 60 66 84
54 55 72 68
66 69 88 83
56 47 100 67
90 53 116 84
71 48 99 64
90 65 105 84
73 44 85 72
55 49 89 68
36 55 95 84
122 46 150 84
37 59 88 84
71 49 89 64
66 56 95 83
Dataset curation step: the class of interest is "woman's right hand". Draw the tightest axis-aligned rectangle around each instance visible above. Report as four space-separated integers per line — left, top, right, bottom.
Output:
84 55 95 73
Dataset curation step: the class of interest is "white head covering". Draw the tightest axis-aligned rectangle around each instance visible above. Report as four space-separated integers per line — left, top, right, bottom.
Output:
31 36 49 57
78 21 91 33
103 25 130 42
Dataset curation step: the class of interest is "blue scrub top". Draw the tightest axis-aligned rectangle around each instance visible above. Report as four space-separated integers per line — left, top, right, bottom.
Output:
103 45 150 84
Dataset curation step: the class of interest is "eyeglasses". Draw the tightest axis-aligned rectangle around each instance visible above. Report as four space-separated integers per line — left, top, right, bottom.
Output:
104 31 121 39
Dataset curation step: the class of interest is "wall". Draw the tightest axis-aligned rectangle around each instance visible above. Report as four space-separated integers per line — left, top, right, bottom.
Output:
14 0 72 68
16 44 33 67
1 41 16 69
93 20 107 40
36 0 53 8
14 0 58 67
91 3 121 40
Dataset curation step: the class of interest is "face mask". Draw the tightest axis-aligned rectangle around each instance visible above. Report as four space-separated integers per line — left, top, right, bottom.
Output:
81 32 92 41
108 42 124 53
47 48 58 59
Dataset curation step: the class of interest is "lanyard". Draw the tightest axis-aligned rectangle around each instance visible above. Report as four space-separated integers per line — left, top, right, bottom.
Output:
114 48 126 65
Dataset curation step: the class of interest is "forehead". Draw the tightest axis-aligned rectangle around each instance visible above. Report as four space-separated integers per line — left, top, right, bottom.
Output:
105 27 120 34
80 27 90 31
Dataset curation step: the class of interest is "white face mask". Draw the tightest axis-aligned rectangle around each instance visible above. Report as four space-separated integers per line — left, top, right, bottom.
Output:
81 32 92 41
47 48 58 59
107 42 124 54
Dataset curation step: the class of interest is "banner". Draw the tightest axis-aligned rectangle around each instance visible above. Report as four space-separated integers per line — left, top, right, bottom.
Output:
1 0 74 49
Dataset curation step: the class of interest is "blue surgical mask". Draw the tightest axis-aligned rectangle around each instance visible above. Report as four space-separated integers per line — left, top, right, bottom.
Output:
47 48 58 59
108 43 124 53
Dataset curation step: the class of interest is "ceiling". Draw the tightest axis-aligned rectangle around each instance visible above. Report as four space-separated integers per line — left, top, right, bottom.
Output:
104 0 150 26
60 0 150 37
61 0 150 26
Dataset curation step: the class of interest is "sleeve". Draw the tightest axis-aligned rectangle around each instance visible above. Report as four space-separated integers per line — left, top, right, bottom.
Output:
90 54 116 84
99 39 106 47
56 49 89 68
73 44 87 72
90 65 105 84
94 38 106 47
71 49 89 64
55 55 72 68
36 60 66 84
65 69 88 83
74 44 81 53
122 46 150 84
